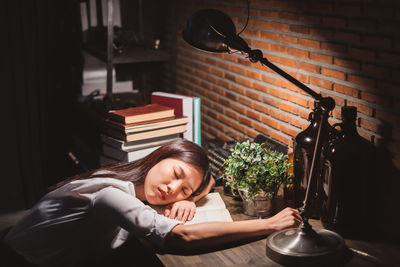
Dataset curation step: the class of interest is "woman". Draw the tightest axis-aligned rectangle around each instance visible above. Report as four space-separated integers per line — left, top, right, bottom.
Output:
4 139 301 266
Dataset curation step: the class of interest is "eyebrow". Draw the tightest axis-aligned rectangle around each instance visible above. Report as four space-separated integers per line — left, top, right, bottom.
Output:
179 166 194 193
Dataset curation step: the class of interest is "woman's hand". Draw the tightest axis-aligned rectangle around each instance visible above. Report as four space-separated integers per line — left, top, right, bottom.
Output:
164 200 196 222
267 207 302 231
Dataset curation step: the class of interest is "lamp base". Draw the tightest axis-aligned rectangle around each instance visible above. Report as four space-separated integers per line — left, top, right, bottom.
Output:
266 225 347 266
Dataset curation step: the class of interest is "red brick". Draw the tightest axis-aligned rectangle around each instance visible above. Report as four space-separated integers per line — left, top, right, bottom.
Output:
270 43 288 53
279 102 299 115
348 75 375 88
360 118 379 133
230 101 246 113
360 91 391 106
364 7 393 19
279 11 299 21
321 68 346 80
321 42 347 54
279 35 298 45
257 9 280 19
310 52 333 64
238 116 252 128
261 95 281 108
298 62 321 74
334 31 361 44
269 131 291 146
358 130 374 144
269 21 290 31
225 109 238 120
298 14 321 24
252 82 268 93
289 25 309 34
364 35 393 49
348 47 376 61
261 116 279 129
322 17 346 28
299 38 320 49
307 2 333 13
245 128 259 139
333 5 361 16
348 18 377 31
309 76 333 90
346 101 374 116
279 57 298 68
330 95 345 107
376 110 400 125
279 123 299 137
260 31 280 41
253 122 270 134
310 28 334 39
334 57 360 71
377 52 400 65
378 21 400 36
236 76 253 88
287 47 309 59
333 83 359 98
245 89 263 101
246 109 261 121
378 81 399 95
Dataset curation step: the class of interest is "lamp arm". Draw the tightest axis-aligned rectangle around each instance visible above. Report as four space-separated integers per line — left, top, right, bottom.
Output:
242 48 336 223
246 49 335 111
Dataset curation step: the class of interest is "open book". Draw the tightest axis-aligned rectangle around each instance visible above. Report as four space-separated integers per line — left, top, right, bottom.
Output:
151 192 233 225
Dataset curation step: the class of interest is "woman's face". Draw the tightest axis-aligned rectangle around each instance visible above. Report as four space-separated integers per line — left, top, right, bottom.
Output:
143 158 203 205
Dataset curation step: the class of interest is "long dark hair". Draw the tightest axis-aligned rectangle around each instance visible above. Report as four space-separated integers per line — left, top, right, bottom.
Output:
50 139 211 196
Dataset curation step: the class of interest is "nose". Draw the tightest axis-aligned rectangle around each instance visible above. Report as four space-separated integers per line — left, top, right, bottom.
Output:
167 180 182 195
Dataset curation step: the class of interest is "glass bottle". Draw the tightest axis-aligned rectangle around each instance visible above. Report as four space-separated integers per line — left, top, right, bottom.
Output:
320 106 376 237
287 101 334 218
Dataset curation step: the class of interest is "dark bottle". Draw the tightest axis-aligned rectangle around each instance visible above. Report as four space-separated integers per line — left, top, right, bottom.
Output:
287 101 335 217
320 106 376 238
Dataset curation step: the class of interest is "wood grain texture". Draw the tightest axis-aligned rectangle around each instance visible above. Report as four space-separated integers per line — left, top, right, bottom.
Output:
156 186 400 267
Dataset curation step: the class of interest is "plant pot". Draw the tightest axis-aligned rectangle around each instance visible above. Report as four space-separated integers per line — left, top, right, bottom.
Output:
238 190 276 218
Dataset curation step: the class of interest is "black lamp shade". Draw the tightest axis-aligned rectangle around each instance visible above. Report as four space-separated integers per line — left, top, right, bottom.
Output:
182 9 237 53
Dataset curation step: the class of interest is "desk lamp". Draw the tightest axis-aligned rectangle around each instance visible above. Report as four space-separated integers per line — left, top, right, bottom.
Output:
182 9 346 266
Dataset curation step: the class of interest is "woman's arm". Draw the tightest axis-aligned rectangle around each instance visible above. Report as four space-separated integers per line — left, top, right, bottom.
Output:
164 207 301 252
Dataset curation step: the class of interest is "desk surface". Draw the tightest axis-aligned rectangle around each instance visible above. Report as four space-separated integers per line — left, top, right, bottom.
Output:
156 186 400 267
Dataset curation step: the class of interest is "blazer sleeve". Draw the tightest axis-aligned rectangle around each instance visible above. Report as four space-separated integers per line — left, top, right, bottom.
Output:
92 186 181 248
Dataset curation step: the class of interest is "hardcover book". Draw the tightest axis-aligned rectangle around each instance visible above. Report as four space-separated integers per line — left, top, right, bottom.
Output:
102 144 160 162
104 124 187 142
100 134 181 151
193 96 201 146
151 92 194 142
104 116 188 134
108 104 174 124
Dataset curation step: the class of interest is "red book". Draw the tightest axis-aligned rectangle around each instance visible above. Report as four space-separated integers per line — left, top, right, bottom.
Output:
151 92 193 142
108 104 174 124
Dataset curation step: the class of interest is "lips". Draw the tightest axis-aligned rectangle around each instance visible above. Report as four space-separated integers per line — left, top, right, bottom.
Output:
158 189 166 201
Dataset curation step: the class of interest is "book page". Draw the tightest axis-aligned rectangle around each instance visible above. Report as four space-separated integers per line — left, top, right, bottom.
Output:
185 208 232 225
150 192 233 225
185 192 233 224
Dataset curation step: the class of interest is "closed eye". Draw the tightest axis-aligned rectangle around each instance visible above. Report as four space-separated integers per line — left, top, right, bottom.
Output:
182 187 188 195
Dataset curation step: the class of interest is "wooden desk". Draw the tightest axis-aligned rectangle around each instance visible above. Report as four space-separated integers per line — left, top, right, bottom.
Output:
156 186 400 266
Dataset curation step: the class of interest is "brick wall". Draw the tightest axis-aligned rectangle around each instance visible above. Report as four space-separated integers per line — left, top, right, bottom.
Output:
163 0 400 170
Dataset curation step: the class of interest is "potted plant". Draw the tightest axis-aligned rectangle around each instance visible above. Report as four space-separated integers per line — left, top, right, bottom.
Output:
224 140 292 217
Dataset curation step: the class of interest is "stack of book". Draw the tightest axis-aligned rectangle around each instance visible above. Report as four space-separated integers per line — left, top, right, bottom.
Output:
100 103 188 165
151 91 201 146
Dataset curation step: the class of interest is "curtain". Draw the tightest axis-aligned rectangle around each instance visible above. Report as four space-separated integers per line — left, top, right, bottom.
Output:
1 0 81 212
